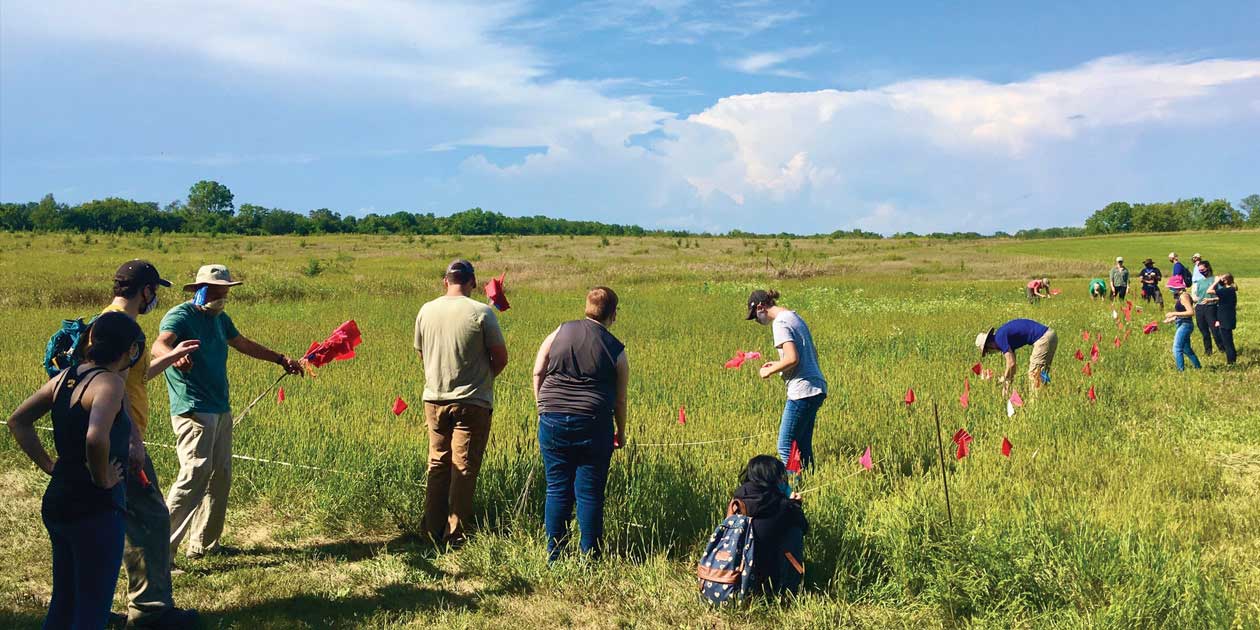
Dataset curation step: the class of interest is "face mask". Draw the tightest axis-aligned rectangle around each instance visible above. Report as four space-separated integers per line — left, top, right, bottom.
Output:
138 287 158 315
755 310 771 325
126 342 143 370
202 298 228 314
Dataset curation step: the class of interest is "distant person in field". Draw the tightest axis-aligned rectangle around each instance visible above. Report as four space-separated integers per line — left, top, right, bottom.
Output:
976 318 1058 395
1139 258 1164 307
1025 278 1051 303
1089 278 1108 300
7 314 144 628
1109 257 1129 301
1208 274 1238 365
1168 252 1191 288
532 287 628 562
747 289 827 472
155 265 304 563
731 455 807 595
1163 276 1201 371
1190 253 1205 284
1191 259 1224 357
413 259 508 548
100 261 201 628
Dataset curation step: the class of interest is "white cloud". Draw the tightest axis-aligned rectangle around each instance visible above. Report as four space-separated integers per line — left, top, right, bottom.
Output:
729 45 823 78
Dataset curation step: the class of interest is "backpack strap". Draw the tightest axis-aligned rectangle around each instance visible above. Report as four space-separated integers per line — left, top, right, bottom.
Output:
726 499 747 517
784 551 804 575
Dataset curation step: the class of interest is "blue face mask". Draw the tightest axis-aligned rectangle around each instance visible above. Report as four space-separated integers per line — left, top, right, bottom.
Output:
138 287 158 315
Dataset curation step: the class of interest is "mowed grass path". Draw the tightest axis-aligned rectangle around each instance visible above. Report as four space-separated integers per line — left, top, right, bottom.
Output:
1 231 1258 628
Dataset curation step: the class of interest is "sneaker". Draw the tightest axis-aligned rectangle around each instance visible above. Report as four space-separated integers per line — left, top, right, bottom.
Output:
169 561 186 576
128 607 200 629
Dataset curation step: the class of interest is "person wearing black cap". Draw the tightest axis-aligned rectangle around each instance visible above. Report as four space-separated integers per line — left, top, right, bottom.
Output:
413 259 508 547
6 312 192 629
103 260 202 628
746 289 827 473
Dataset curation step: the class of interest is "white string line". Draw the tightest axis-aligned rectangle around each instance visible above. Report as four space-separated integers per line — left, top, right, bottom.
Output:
631 431 777 447
797 458 885 495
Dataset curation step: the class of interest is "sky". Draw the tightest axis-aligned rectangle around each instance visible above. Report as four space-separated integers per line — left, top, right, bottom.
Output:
1 1 1258 234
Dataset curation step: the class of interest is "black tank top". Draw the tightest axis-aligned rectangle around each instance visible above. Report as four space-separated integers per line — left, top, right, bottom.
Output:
43 366 130 522
537 319 625 418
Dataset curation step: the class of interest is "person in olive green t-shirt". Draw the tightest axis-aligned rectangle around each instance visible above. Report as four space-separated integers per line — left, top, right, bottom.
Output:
153 264 304 562
413 259 508 546
1109 257 1129 301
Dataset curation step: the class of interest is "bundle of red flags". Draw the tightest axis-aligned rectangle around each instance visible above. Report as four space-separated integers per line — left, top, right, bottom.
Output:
485 273 510 312
952 428 973 460
722 350 762 369
303 320 362 373
1143 322 1158 335
786 441 802 473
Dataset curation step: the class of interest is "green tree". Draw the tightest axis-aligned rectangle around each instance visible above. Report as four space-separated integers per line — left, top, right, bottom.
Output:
29 193 65 231
1240 194 1260 226
187 180 235 216
1084 201 1134 234
1187 198 1242 229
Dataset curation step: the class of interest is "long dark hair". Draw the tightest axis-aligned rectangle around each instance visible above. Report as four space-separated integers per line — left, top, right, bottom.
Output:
86 311 143 365
1198 260 1214 276
739 454 786 488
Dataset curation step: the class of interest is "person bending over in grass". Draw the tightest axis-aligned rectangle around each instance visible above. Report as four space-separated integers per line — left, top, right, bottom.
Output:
1163 276 1201 371
976 318 1058 396
7 313 193 629
732 455 807 596
1089 278 1108 301
155 265 305 565
1025 278 1051 303
1139 258 1163 308
747 289 827 473
1208 274 1238 365
532 286 628 562
414 259 508 548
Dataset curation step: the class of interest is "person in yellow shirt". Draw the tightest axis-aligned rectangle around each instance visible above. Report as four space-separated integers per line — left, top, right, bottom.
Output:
102 260 201 628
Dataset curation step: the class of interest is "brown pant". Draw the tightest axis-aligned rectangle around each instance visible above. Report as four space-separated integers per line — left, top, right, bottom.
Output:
423 402 492 544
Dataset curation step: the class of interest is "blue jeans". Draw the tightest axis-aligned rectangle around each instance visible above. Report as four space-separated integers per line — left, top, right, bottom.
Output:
778 393 826 471
43 508 126 630
538 413 614 562
1173 321 1201 371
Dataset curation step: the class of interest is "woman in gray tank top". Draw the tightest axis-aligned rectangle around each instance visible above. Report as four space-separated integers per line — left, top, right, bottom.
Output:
532 287 629 562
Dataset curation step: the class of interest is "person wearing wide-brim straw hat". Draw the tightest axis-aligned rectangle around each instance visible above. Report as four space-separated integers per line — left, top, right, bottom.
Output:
976 318 1058 396
152 264 304 565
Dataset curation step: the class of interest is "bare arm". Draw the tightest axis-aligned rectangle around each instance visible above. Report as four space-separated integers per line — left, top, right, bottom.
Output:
146 338 201 381
532 328 559 402
1002 351 1018 392
153 331 193 374
613 351 629 448
759 340 799 379
84 375 125 488
228 335 304 374
488 344 508 377
6 378 59 475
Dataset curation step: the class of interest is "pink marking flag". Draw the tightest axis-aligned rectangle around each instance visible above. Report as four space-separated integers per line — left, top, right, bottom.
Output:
859 446 873 470
1083 362 1093 376
1087 385 1097 402
1113 336 1122 348
904 388 916 405
391 396 408 416
1143 322 1158 335
786 441 802 473
1090 343 1100 362
1001 436 1013 458
1009 389 1024 408
304 320 362 369
971 362 983 375
745 351 762 360
678 406 687 425
277 387 285 403
485 273 510 312
959 377 970 409
1081 330 1090 342
1050 288 1062 296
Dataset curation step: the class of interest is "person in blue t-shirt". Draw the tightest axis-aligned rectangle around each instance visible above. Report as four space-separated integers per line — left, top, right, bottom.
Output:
1168 252 1191 288
975 318 1058 396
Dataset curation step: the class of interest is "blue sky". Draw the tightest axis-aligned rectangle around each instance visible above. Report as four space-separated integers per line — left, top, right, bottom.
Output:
2 1 1258 234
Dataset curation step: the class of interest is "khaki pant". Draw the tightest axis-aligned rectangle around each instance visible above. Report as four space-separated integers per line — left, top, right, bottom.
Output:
124 454 175 624
1027 329 1058 387
424 402 492 545
166 411 233 558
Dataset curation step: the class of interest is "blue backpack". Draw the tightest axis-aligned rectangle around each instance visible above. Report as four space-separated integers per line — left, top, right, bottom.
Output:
43 316 97 378
697 499 757 605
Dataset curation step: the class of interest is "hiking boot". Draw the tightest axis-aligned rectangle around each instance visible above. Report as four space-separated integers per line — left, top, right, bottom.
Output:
108 611 128 628
128 607 200 629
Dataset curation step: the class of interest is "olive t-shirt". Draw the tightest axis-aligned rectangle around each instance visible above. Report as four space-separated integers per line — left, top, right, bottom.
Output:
413 296 505 409
160 302 239 416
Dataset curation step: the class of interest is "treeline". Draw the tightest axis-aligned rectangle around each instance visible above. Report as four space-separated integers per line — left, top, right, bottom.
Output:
1084 196 1260 235
2 180 1257 239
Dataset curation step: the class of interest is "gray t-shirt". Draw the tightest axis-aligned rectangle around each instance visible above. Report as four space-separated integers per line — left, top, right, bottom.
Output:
772 310 827 400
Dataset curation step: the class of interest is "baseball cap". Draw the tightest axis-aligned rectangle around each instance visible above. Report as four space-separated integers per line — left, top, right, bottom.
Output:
1192 253 1201 259
115 260 172 288
1168 252 1177 258
1115 256 1123 263
182 264 243 291
746 289 772 320
445 259 476 282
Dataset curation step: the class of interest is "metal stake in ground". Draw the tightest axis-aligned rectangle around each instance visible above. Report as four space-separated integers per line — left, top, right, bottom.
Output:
933 402 954 527
233 372 289 428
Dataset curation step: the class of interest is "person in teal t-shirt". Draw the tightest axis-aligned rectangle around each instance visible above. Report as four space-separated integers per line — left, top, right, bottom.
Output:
1089 278 1107 300
153 264 304 563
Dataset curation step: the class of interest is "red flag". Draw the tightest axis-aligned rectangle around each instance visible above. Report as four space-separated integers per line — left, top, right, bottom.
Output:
859 446 873 470
1081 330 1089 342
277 387 285 403
1087 385 1096 402
786 441 802 473
960 377 971 408
1124 300 1133 321
1113 336 1121 348
904 388 915 405
1083 362 1093 376
1050 288 1061 296
304 320 363 368
678 406 687 425
1143 322 1158 335
1090 343 1100 362
485 273 510 312
1074 349 1085 361
1009 389 1024 408
391 396 408 416
1001 437 1012 458
952 428 973 460
971 362 982 375
744 351 762 360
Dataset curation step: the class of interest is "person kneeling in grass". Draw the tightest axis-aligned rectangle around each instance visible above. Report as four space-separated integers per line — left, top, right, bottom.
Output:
1089 278 1108 301
732 455 807 596
976 318 1058 396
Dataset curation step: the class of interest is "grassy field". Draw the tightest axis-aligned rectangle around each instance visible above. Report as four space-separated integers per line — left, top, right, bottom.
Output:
2 230 1258 629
